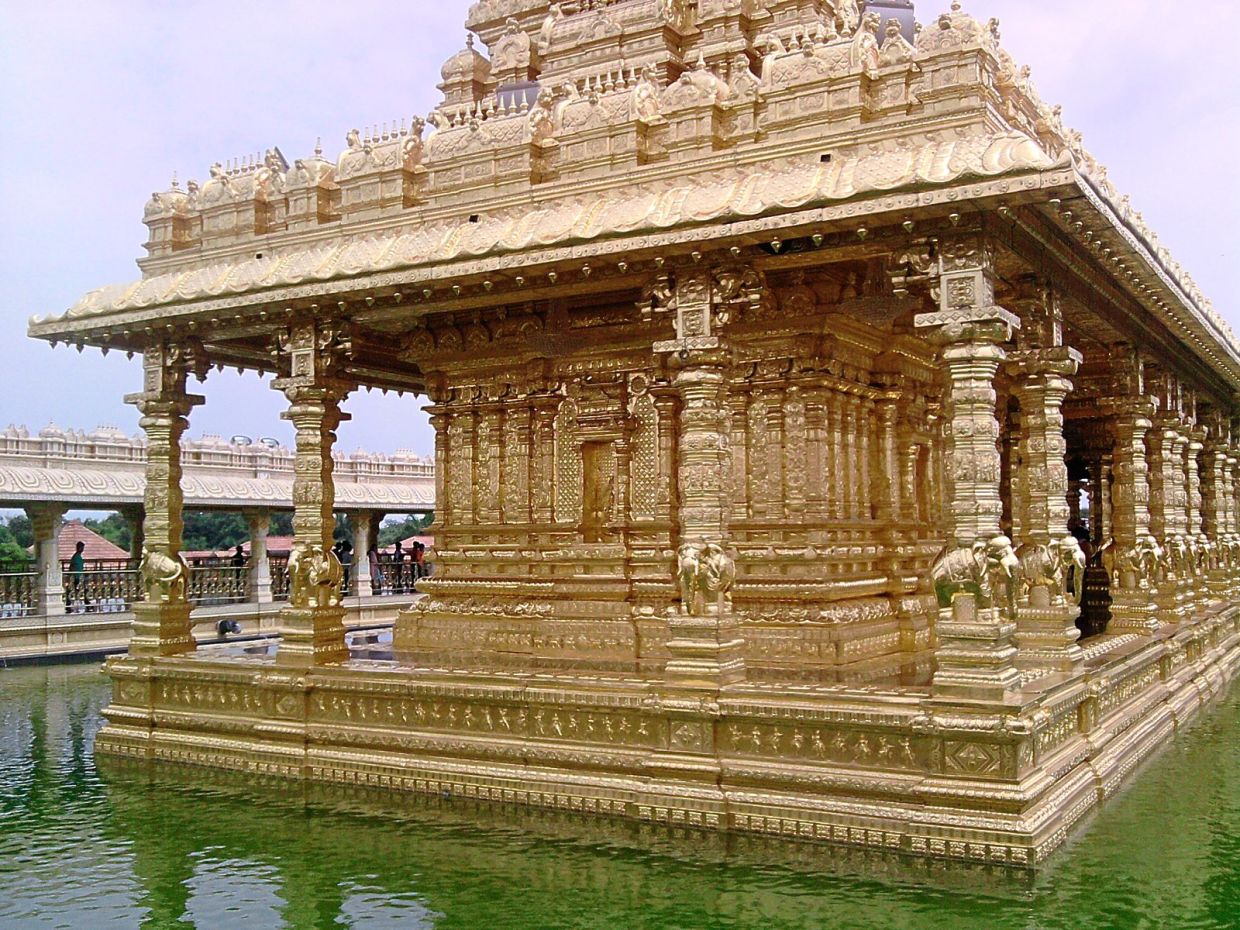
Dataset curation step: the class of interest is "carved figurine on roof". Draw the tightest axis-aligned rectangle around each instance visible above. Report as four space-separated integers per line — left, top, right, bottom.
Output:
492 16 538 82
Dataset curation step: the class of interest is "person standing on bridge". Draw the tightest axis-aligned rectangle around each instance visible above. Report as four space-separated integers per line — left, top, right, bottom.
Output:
68 541 87 613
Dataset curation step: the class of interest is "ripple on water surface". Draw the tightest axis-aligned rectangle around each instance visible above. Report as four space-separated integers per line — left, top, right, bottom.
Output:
1 662 1238 930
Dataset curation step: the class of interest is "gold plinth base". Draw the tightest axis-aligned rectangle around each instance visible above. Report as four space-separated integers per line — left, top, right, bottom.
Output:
95 604 1240 868
276 605 349 667
129 601 196 657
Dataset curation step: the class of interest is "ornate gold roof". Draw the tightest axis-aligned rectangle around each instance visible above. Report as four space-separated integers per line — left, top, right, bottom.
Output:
28 0 1236 386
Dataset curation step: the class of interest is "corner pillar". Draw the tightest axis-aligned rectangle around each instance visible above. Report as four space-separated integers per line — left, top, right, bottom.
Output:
915 237 1022 702
272 320 353 667
124 341 204 656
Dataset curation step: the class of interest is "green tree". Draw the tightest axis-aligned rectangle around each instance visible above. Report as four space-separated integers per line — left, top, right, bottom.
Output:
378 513 434 547
5 514 33 549
0 521 31 565
83 513 132 551
181 512 250 552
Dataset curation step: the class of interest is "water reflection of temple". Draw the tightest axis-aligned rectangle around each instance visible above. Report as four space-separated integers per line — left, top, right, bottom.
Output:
27 0 1240 866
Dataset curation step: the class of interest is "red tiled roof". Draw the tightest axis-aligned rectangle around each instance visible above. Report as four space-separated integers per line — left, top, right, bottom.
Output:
55 521 129 561
238 536 295 555
398 535 434 550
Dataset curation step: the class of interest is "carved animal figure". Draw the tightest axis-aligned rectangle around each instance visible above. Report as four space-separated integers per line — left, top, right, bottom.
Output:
1117 535 1162 588
701 542 736 611
140 547 187 603
677 541 735 616
288 544 344 609
677 543 703 615
1161 535 1191 580
1060 535 1088 606
930 535 1020 620
1015 541 1064 598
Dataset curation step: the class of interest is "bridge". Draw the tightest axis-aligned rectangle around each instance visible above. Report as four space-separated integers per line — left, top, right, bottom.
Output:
0 424 435 662
0 423 434 511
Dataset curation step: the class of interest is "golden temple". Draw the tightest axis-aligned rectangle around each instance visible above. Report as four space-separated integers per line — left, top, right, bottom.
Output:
28 0 1240 866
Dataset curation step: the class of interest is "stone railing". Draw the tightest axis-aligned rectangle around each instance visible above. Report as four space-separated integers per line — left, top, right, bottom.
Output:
0 551 417 618
0 425 433 481
0 561 37 618
186 563 250 606
62 560 141 614
0 425 435 511
270 555 290 602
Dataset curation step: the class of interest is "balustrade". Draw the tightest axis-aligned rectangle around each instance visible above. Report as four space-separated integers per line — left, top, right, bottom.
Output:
0 560 37 618
186 562 250 606
0 539 412 621
270 555 290 602
373 557 423 596
61 559 141 614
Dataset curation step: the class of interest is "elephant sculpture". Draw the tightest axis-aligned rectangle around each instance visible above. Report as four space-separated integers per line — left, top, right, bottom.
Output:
287 544 344 609
1016 541 1065 599
930 535 1020 620
677 541 735 616
1116 535 1162 589
140 546 188 603
1060 535 1088 606
1160 535 1191 581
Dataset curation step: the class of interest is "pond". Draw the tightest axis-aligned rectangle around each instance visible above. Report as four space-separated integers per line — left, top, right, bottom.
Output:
1 661 1237 929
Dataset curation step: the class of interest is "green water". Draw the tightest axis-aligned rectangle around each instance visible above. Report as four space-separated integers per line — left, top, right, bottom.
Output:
1 663 1238 930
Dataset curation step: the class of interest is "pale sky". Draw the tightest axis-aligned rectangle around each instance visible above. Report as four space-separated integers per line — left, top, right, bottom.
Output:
1 0 1236 456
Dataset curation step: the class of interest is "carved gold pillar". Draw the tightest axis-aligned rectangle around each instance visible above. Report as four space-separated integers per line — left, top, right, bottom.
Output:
427 402 451 528
125 342 203 657
530 397 558 525
26 504 67 618
654 267 745 693
1184 432 1201 538
729 389 751 519
1149 418 1190 622
1105 396 1160 633
859 395 873 520
271 320 352 667
914 238 1022 701
1007 348 1084 672
1200 440 1230 599
477 408 501 524
874 393 900 524
841 394 857 519
828 391 844 520
1226 453 1239 536
652 388 678 526
804 387 829 521
783 386 806 519
765 387 785 519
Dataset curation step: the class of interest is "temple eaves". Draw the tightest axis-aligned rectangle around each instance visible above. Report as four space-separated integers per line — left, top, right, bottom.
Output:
26 0 1236 394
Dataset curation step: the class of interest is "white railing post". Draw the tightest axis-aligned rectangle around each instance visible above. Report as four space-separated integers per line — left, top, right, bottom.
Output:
349 511 374 597
244 509 273 604
25 503 67 617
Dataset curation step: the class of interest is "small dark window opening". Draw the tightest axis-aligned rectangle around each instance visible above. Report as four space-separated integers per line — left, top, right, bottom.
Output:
820 153 832 163
255 252 264 259
469 214 480 223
